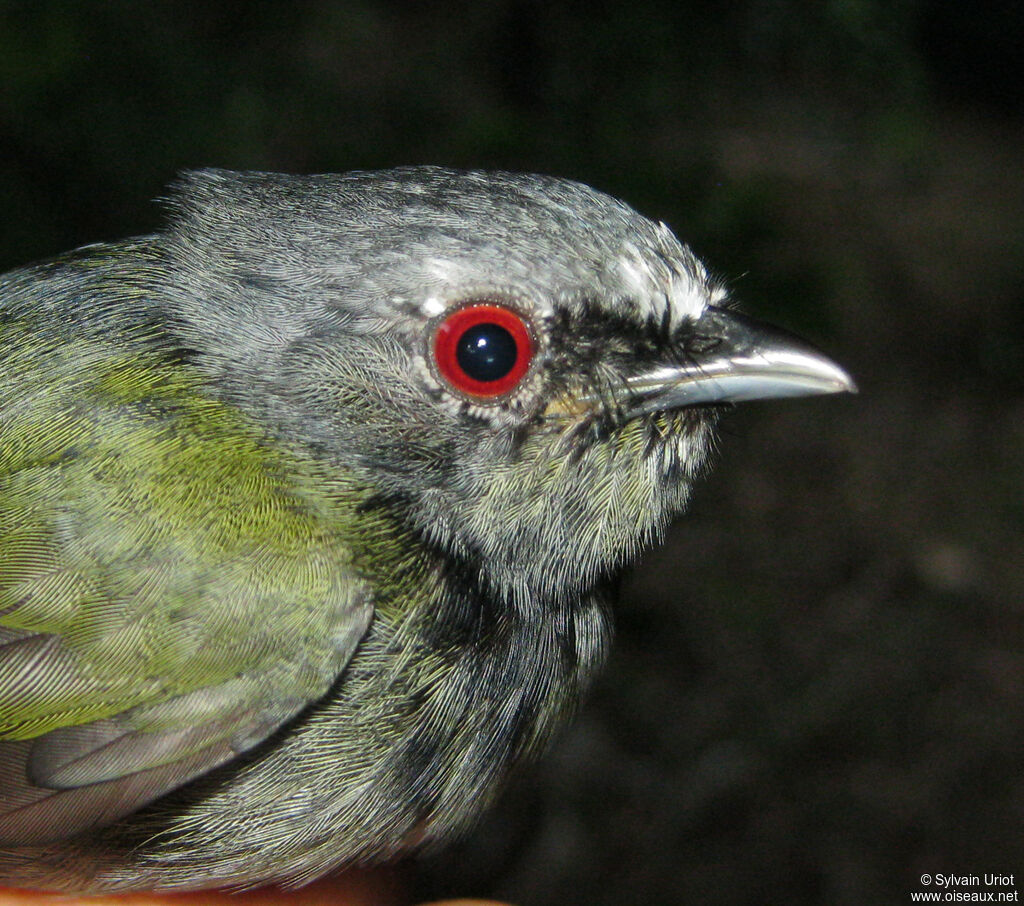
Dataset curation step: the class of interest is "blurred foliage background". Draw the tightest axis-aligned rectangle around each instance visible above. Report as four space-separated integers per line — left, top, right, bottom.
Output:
2 2 1022 903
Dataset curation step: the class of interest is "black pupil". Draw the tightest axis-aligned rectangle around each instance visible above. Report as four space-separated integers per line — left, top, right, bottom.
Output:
455 322 518 383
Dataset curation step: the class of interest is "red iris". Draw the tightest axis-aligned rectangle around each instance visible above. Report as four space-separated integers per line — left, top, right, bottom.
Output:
433 304 534 398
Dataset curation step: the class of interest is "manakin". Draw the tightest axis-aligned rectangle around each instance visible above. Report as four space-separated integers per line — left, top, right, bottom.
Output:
0 168 854 892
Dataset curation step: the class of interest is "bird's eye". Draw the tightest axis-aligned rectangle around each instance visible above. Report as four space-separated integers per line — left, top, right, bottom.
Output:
432 303 534 398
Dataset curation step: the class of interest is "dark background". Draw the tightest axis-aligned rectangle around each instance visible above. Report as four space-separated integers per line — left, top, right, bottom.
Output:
2 2 1022 903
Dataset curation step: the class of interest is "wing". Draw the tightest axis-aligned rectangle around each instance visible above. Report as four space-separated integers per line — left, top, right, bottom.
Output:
0 321 372 843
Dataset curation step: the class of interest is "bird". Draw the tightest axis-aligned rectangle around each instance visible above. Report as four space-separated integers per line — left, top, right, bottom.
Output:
0 167 854 892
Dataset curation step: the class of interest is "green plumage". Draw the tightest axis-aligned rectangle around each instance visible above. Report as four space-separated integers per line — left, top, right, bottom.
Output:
0 311 375 781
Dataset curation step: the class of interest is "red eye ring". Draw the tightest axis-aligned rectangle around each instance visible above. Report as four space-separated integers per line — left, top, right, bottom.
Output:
433 303 534 398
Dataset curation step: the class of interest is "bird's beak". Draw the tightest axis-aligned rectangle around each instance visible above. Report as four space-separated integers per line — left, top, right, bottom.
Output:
590 307 857 418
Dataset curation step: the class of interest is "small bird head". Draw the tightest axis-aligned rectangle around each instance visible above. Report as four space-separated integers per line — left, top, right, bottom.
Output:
162 167 854 608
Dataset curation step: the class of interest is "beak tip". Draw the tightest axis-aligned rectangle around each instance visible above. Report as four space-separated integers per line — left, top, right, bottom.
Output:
825 364 859 396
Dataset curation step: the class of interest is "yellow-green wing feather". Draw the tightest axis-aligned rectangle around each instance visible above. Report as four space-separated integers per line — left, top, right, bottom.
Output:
0 321 371 841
